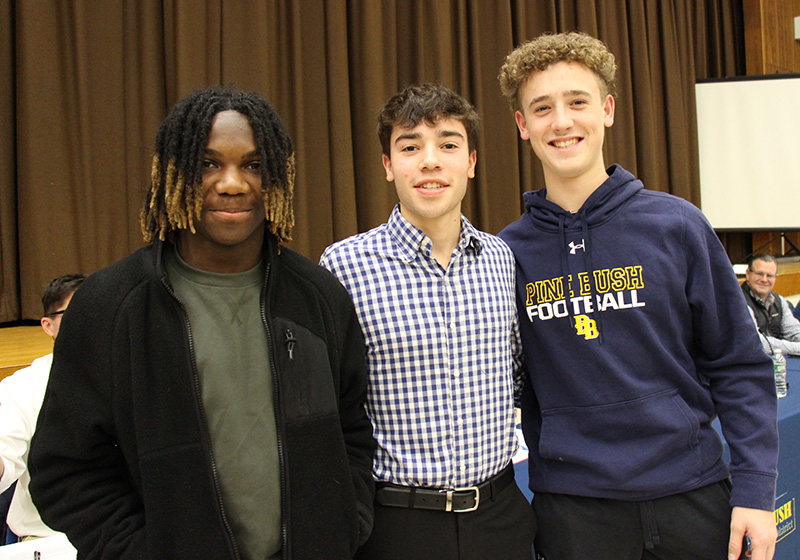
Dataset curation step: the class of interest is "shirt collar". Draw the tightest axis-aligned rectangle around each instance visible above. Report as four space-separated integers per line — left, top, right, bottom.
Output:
744 282 775 307
386 204 483 262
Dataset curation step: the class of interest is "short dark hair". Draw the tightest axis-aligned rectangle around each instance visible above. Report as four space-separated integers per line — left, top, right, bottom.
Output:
748 253 778 270
377 83 480 156
140 86 295 244
42 274 86 316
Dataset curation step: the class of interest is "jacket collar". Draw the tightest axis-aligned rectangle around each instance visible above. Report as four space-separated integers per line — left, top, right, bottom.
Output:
742 281 775 308
151 227 279 281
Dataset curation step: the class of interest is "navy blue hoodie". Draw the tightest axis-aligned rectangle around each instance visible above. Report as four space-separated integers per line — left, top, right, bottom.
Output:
500 165 778 510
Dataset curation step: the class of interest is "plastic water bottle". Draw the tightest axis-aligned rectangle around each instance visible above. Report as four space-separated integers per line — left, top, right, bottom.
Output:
773 348 788 398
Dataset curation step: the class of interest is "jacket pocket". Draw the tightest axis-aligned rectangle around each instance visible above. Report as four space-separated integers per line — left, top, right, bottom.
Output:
539 388 700 494
273 317 338 421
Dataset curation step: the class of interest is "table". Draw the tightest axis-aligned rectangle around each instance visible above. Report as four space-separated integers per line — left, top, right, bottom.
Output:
713 357 800 557
0 326 53 381
513 357 800 558
751 357 800 557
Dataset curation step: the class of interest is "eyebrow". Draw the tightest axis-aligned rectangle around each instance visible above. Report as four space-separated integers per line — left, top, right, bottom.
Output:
204 148 261 159
393 129 466 145
529 89 592 107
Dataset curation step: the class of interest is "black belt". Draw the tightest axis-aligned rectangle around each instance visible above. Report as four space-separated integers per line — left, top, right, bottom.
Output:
375 463 515 513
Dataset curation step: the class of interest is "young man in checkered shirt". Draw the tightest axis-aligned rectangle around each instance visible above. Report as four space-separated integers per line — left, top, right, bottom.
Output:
320 83 536 559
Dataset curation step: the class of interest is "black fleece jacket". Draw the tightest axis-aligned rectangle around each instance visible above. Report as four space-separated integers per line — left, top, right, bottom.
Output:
29 236 375 559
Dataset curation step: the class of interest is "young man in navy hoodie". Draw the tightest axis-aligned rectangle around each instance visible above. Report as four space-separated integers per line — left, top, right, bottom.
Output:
498 32 778 560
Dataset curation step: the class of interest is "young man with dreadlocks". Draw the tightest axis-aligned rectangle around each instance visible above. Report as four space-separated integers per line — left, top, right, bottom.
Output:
29 86 374 559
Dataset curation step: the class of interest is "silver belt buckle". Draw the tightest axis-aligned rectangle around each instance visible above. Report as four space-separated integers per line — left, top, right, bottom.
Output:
440 486 480 512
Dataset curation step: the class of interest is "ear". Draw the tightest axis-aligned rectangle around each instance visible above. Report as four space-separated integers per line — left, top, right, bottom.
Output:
41 316 56 339
514 111 530 140
467 150 477 179
382 153 394 182
603 94 615 127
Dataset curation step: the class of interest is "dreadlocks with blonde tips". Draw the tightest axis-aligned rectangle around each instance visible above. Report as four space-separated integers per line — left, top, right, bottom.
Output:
140 86 295 244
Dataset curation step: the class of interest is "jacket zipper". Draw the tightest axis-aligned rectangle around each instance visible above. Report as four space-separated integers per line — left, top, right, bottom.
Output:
160 275 242 560
261 262 291 559
284 328 296 360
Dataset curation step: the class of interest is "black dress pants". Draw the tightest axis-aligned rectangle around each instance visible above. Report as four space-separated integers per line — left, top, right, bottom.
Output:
532 480 743 560
355 479 536 559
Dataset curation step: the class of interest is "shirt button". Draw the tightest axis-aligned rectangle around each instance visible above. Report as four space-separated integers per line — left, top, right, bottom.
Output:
460 465 467 473
449 322 456 330
453 369 460 377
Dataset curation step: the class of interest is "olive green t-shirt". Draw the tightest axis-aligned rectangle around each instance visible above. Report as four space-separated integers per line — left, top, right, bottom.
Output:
165 245 281 560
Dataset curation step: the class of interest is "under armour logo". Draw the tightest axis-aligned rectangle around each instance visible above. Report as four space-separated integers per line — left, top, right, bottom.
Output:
568 239 585 254
574 314 599 339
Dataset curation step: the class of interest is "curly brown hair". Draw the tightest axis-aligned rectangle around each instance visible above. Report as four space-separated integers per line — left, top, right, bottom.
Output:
498 31 617 112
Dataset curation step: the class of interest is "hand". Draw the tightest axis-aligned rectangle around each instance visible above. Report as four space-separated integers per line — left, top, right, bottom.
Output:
728 506 776 560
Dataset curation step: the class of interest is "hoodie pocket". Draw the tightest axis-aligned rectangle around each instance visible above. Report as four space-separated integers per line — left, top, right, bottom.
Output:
539 388 700 494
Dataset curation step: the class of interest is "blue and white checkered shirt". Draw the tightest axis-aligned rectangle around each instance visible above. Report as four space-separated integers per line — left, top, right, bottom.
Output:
320 205 524 489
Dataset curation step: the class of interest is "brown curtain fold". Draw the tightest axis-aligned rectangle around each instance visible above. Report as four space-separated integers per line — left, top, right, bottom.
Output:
0 0 744 322
1 0 19 320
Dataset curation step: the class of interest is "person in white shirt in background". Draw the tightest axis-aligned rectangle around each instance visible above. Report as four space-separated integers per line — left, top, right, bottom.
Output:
0 273 85 541
742 253 800 357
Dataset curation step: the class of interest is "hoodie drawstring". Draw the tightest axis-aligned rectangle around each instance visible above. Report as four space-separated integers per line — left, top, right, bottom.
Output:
557 213 572 323
580 209 603 344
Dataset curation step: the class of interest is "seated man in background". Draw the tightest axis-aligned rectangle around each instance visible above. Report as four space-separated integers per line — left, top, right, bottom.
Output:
742 253 800 356
0 273 85 542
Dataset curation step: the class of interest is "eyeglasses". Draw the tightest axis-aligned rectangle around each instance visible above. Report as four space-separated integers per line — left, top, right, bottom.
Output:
44 309 66 318
748 270 777 280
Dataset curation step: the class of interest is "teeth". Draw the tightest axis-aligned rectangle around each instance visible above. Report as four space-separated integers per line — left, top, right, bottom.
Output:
553 138 579 148
417 183 445 189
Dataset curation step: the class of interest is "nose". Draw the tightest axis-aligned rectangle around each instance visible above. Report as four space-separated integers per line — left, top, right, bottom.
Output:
419 145 442 170
551 104 573 131
215 166 249 194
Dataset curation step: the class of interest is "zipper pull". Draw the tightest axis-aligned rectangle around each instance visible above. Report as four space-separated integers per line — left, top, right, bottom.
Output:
284 328 296 360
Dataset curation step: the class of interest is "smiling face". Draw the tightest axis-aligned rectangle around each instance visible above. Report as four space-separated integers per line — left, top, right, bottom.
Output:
177 110 266 273
382 117 476 232
514 61 615 193
746 258 778 300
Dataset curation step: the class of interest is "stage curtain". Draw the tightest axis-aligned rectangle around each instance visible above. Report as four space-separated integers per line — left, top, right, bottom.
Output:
0 0 744 321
